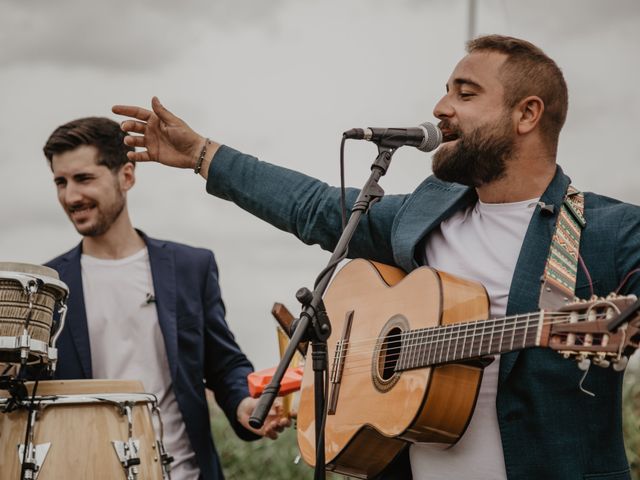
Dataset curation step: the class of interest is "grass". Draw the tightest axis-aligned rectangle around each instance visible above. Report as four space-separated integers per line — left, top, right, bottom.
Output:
624 367 640 480
209 401 347 479
210 369 640 480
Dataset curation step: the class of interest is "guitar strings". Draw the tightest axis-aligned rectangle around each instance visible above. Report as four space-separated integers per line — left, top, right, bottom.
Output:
331 310 596 352
336 312 605 361
325 312 614 375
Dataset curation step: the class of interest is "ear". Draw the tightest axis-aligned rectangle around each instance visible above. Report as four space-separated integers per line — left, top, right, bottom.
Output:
515 96 544 135
119 162 136 192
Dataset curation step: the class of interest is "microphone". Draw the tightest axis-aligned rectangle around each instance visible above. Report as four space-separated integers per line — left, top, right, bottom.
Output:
343 122 442 152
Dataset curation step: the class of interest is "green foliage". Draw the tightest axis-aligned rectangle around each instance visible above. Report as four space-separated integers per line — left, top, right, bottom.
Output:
624 368 640 480
210 404 348 479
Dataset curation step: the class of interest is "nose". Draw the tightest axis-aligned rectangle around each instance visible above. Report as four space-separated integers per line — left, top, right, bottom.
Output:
60 182 83 206
433 93 454 120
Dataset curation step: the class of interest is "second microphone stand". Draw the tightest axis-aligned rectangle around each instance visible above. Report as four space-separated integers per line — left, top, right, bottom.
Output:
249 144 397 480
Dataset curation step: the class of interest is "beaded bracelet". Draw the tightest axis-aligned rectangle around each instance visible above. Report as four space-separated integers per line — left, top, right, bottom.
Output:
194 138 211 174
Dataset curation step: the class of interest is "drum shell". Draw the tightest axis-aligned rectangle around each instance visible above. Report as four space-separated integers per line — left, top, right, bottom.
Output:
0 264 68 365
0 380 165 480
0 280 59 354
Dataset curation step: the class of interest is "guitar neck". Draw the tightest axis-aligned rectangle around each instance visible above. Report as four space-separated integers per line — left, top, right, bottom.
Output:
396 312 552 371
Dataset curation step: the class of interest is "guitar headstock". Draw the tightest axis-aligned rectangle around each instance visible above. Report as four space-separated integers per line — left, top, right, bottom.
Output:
546 294 640 371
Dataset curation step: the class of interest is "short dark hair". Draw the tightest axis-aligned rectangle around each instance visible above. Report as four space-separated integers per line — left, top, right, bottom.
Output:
467 35 569 151
43 117 134 170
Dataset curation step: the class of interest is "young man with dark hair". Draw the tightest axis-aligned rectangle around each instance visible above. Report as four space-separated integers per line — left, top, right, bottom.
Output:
113 35 640 479
43 117 288 480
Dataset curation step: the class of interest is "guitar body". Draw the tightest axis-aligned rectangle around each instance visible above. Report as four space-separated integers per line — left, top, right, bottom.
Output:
297 259 490 479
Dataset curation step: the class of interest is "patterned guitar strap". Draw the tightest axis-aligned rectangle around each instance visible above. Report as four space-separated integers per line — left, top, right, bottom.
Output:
539 185 586 310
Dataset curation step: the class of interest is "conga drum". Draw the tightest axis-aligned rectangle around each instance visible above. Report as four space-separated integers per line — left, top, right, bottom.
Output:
0 262 68 371
0 380 172 479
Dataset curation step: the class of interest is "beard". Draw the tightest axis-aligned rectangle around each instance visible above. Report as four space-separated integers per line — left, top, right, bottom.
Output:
69 181 126 237
432 115 515 187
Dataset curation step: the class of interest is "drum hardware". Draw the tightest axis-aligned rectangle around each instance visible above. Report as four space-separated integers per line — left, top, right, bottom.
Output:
17 408 50 480
112 403 142 480
1 389 174 480
0 266 69 376
0 376 29 410
151 404 174 479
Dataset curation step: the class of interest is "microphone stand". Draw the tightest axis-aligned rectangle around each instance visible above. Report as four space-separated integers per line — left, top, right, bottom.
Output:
249 144 397 480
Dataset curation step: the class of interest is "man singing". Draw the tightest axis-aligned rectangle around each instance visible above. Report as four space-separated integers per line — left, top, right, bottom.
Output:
113 35 639 479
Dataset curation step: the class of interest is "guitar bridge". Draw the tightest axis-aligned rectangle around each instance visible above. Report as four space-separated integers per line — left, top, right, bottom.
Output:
328 310 354 415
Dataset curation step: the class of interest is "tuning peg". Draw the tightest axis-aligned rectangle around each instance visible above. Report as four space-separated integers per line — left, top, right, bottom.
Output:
612 356 628 372
592 356 610 368
577 357 591 371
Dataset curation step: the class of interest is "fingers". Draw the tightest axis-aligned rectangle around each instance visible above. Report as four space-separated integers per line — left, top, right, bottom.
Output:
124 135 146 148
151 96 180 125
261 408 292 440
126 150 151 162
120 120 147 134
112 104 152 121
263 418 290 440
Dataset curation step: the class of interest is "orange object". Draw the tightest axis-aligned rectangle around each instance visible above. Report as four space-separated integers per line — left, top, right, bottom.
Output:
247 366 304 398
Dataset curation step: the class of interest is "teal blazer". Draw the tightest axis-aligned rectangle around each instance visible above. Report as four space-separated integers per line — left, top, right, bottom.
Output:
207 145 640 480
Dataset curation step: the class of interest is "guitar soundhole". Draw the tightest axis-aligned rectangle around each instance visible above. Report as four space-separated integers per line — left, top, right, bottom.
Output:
380 327 402 381
372 315 408 393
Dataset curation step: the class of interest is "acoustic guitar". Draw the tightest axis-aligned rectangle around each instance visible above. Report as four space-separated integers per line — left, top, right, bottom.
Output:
296 259 640 479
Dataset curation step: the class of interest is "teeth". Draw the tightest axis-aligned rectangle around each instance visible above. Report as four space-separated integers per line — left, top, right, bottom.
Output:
70 206 94 214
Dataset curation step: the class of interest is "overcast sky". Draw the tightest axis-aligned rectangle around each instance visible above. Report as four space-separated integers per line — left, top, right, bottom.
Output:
1 0 639 370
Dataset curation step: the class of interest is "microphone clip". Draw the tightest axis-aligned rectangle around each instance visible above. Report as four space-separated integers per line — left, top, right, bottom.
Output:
538 202 555 216
143 293 156 306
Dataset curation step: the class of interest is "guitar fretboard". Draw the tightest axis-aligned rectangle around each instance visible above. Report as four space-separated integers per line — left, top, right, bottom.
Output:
396 312 546 371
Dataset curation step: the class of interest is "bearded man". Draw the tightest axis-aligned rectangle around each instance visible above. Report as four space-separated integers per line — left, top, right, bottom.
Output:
42 117 288 480
113 35 640 480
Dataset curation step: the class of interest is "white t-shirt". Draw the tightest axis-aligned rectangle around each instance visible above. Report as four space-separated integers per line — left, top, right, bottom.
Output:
410 197 538 480
81 248 200 480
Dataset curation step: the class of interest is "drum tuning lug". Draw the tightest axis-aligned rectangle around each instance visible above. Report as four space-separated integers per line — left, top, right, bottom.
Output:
17 442 51 480
112 439 141 479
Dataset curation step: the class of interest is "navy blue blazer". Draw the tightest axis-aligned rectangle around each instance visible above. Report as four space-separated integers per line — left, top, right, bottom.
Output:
46 232 258 480
206 145 640 480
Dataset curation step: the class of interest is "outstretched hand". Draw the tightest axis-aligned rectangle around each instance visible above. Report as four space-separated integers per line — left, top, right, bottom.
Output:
236 396 292 440
112 97 220 172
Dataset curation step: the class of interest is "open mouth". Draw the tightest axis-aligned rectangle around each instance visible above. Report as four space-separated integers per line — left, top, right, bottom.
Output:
68 204 96 220
441 131 460 143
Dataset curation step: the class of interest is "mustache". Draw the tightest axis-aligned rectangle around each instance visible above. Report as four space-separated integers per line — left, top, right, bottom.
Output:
437 121 460 134
67 202 95 213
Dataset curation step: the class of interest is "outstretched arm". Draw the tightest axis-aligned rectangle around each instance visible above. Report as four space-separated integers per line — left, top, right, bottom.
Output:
112 97 220 178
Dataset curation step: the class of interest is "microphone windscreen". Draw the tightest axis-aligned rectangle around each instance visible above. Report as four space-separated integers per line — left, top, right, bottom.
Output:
419 122 443 152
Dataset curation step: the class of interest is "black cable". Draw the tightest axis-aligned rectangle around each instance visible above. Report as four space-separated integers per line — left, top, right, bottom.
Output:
339 135 348 232
312 135 350 291
316 367 330 462
19 362 42 480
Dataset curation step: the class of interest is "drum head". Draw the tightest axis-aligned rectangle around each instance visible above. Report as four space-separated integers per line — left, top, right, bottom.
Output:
0 262 59 280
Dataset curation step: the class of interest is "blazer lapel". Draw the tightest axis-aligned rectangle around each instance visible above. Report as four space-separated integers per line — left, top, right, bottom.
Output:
144 234 178 382
58 244 93 378
499 166 572 383
393 176 475 272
